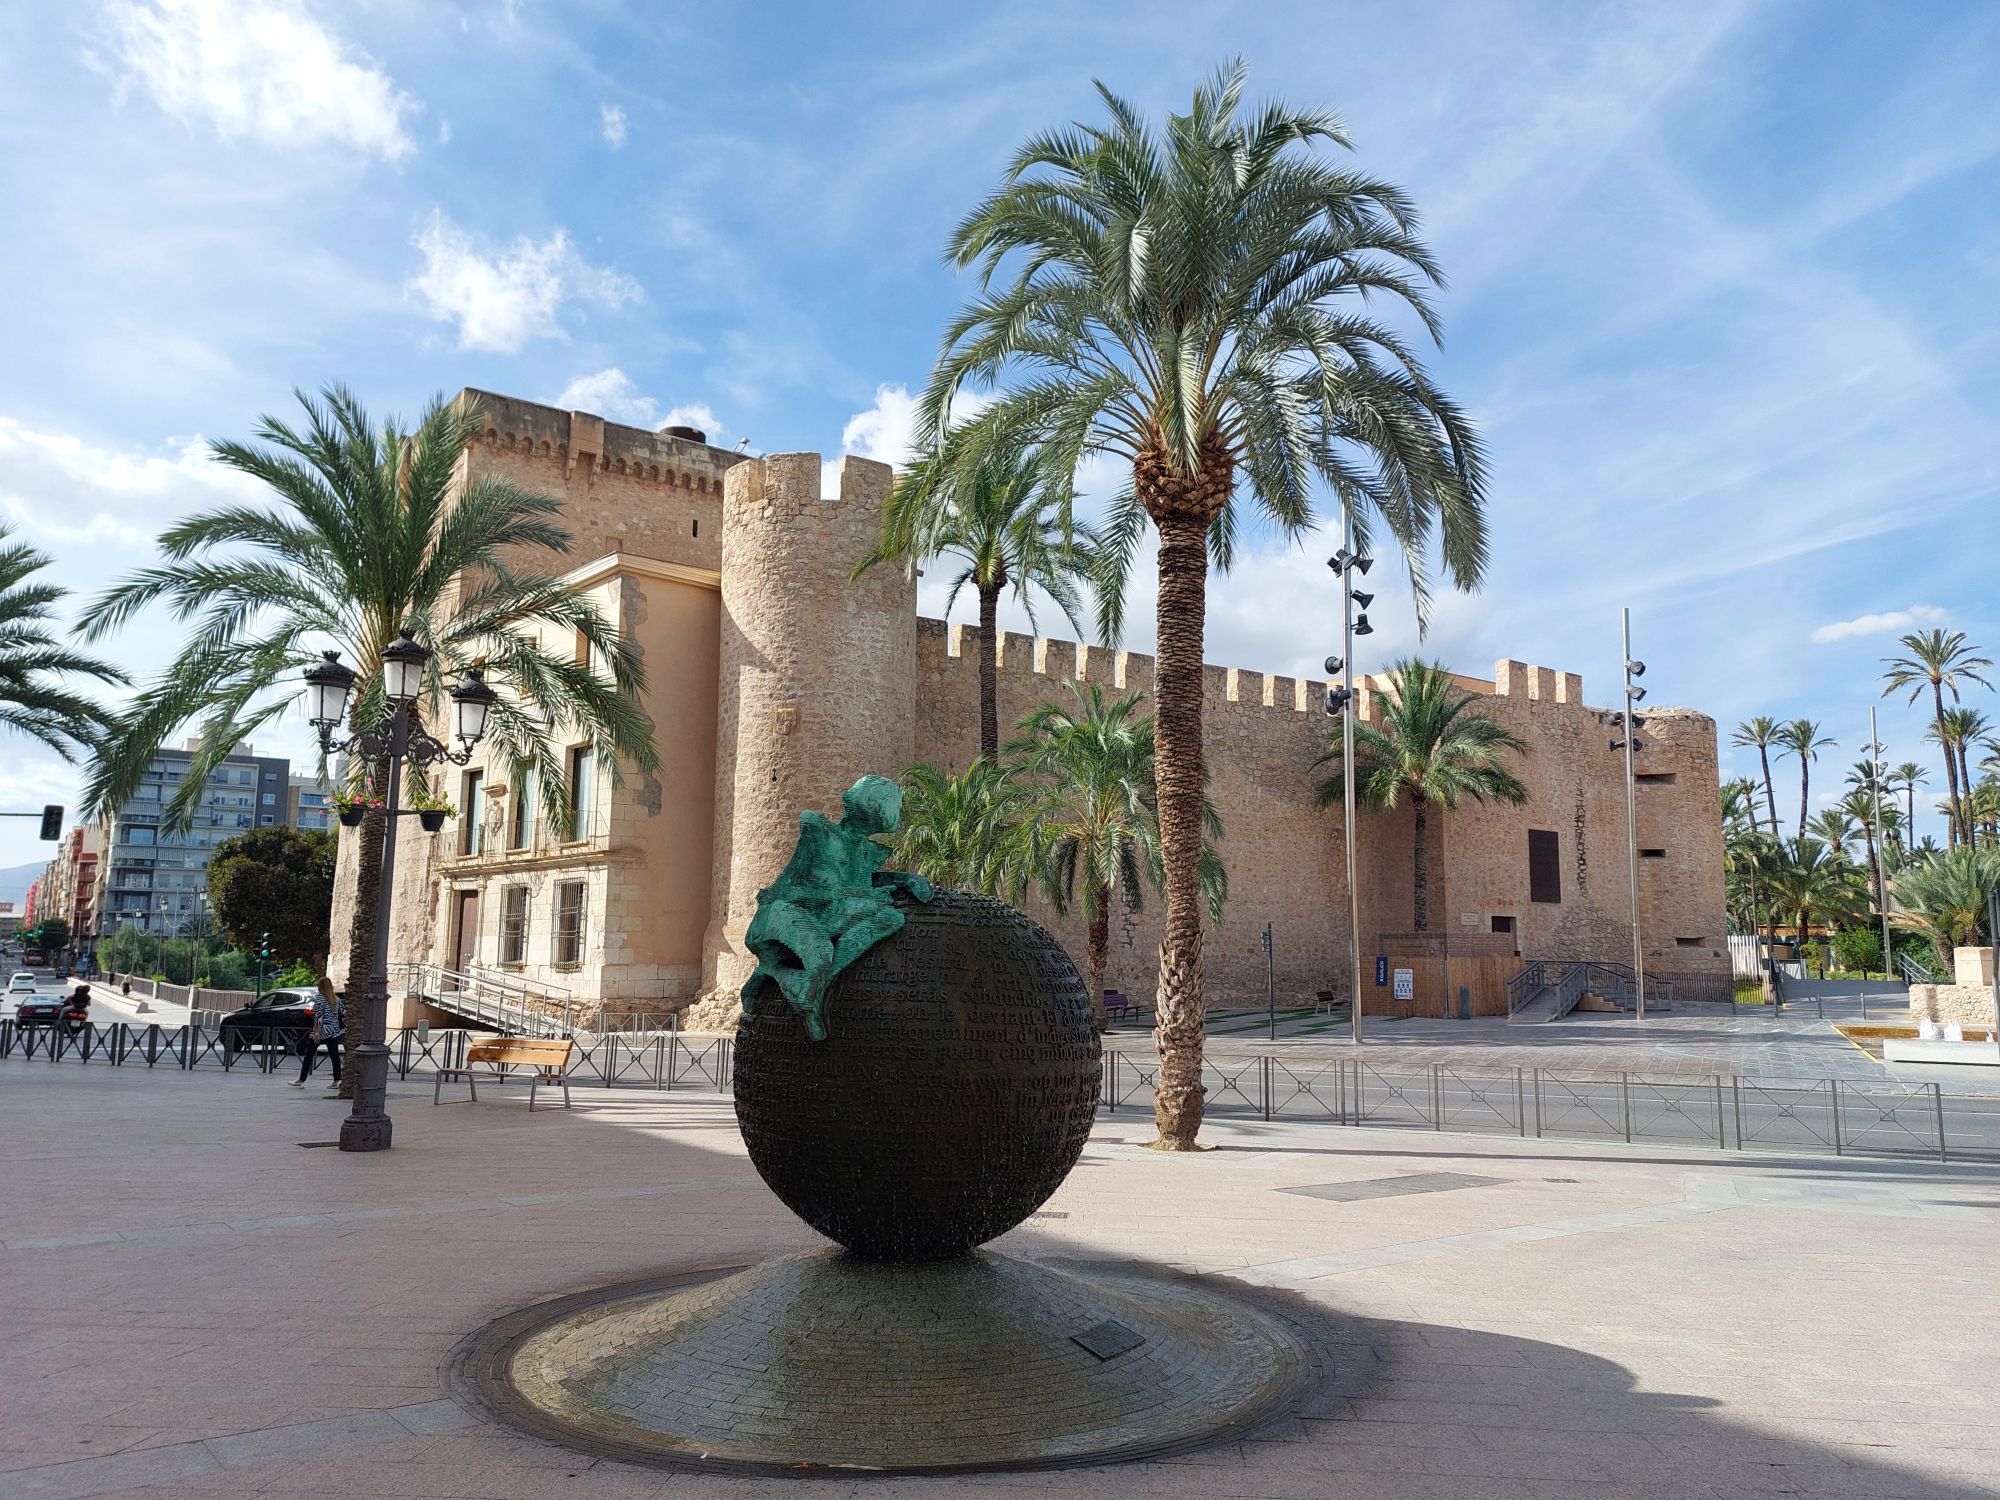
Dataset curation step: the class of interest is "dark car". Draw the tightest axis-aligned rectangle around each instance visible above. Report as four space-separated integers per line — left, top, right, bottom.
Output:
219 987 320 1058
16 990 89 1036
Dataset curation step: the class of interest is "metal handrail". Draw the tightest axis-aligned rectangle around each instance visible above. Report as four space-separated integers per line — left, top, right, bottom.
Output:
1897 952 1945 986
1506 961 1548 1016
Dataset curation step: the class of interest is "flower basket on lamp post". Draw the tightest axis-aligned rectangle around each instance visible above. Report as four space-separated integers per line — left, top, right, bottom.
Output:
418 809 447 833
337 805 367 828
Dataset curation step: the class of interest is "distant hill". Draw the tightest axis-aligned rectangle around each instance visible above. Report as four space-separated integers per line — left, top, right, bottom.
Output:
0 861 46 910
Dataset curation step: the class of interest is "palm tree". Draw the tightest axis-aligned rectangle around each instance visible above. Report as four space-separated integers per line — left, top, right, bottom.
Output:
1720 781 1776 935
861 437 1094 761
1314 660 1527 932
1883 629 1992 847
1731 717 1784 834
1806 807 1858 859
1762 837 1867 980
1775 718 1835 842
1891 761 1928 847
1889 844 1997 970
1929 706 1992 851
893 759 1036 900
79 386 660 1092
0 524 126 758
927 64 1488 1147
1009 684 1225 1027
1836 786 1888 909
1965 776 2000 845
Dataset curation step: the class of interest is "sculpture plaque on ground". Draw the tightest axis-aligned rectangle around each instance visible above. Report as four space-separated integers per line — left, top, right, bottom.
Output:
449 776 1317 1472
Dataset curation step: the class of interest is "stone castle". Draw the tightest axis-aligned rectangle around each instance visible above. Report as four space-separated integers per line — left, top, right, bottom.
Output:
329 390 1731 1019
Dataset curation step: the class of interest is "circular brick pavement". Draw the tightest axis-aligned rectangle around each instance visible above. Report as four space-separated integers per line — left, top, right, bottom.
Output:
444 1249 1327 1475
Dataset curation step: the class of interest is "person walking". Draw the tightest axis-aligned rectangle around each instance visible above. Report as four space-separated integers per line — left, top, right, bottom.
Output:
292 978 344 1089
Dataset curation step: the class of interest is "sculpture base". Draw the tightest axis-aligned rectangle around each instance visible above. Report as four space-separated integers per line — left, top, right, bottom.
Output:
446 1250 1316 1473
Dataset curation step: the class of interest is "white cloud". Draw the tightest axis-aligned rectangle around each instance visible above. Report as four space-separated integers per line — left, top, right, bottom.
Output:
1810 606 1949 644
657 404 722 440
94 0 418 160
552 368 658 426
0 416 260 545
600 103 628 149
409 211 641 353
825 383 994 495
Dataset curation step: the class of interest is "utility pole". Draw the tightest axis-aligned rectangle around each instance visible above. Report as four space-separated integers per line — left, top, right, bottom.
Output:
1326 509 1374 1046
1618 611 1646 1021
1867 708 1894 987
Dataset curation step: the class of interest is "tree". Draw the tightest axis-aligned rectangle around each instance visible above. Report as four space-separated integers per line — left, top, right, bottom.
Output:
1720 781 1777 936
893 759 1036 900
1315 659 1527 932
1882 630 1992 848
1010 684 1225 1027
32 916 72 954
0 523 126 759
928 64 1488 1147
1806 808 1858 859
1761 837 1867 980
1928 706 1992 852
1891 761 1929 845
1775 718 1835 843
1731 717 1784 834
79 386 661 1094
861 437 1094 761
206 826 338 974
1889 844 1997 969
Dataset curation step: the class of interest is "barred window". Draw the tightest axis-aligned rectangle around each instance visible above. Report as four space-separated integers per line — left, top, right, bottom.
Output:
500 886 529 965
1528 829 1561 904
554 880 586 967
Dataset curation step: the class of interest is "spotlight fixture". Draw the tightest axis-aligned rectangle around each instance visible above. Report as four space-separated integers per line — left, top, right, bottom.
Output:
1352 555 1373 575
1629 684 1647 702
1324 655 1343 675
1325 686 1352 716
1352 590 1374 609
1353 615 1373 637
1626 660 1645 677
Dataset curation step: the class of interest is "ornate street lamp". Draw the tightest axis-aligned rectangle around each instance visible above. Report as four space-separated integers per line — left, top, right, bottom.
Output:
307 629 494 1152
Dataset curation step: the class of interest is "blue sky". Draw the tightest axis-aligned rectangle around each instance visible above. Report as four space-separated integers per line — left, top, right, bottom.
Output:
1 0 1997 874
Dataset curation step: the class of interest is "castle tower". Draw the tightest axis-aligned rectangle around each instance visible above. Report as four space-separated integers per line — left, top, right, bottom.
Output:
701 452 916 994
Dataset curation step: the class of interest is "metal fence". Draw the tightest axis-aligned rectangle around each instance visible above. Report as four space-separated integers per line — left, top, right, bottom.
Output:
0 1019 733 1094
1099 1051 1985 1161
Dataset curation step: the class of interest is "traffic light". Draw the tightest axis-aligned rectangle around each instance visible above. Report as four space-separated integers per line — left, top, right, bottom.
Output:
38 805 62 841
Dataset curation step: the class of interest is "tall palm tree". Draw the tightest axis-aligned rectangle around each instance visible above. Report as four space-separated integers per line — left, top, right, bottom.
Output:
893 759 1036 901
0 524 126 758
1883 629 1992 848
1775 718 1835 842
1929 706 1992 851
1009 684 1225 1027
1836 786 1887 909
1763 838 1867 981
1720 780 1776 935
1806 807 1858 859
927 64 1488 1147
1891 761 1928 847
1314 660 1527 932
79 386 660 1091
1731 717 1784 834
860 436 1093 761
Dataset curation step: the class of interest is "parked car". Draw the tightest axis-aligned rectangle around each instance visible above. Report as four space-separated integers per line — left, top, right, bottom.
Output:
15 990 88 1035
218 987 320 1057
7 972 37 995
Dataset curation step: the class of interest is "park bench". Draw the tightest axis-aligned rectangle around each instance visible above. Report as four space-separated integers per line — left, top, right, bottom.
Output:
1102 990 1130 1027
433 1036 575 1111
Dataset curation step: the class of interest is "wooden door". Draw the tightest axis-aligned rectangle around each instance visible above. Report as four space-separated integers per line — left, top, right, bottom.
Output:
453 890 480 975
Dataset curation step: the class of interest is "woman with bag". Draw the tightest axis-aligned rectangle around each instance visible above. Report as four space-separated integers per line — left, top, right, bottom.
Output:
291 976 344 1088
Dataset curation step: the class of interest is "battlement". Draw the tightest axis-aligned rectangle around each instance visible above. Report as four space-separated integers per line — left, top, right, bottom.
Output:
456 388 748 491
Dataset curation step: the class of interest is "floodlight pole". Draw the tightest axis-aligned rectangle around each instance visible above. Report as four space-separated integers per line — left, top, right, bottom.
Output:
1867 707 1894 988
1622 609 1645 1021
1343 503 1363 1046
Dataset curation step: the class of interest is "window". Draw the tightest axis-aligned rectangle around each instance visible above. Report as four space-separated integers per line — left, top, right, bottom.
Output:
1640 848 1667 859
461 771 485 855
1527 829 1561 904
1635 772 1678 786
553 880 586 966
566 745 594 836
500 886 529 964
1490 916 1515 935
1675 936 1705 948
573 626 591 669
510 766 536 849
261 793 276 806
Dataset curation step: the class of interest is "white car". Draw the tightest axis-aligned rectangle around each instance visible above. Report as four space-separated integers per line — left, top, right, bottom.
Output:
7 972 37 994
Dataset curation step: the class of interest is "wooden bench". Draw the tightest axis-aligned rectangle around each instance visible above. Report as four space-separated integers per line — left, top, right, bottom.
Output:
433 1036 575 1110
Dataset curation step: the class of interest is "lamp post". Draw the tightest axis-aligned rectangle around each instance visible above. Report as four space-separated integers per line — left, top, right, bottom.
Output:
1612 611 1647 1020
1326 515 1374 1045
305 630 496 1153
1864 711 1894 990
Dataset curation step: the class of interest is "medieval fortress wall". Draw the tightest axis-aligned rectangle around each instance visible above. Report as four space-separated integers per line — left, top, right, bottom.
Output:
333 391 1730 1014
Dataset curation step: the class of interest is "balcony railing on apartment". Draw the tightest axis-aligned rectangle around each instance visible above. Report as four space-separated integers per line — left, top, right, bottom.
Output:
445 804 616 862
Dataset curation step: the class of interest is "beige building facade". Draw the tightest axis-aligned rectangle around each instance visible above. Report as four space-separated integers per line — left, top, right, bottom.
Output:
329 390 1731 1019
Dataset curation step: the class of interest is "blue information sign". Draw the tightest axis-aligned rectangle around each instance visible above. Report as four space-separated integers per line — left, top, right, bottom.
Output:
1375 955 1389 987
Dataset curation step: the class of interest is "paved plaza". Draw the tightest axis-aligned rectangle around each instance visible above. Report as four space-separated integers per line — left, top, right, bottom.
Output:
5 1058 2000 1499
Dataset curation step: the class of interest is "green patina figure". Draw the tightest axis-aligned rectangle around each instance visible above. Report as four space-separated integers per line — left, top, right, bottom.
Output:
740 774 933 1040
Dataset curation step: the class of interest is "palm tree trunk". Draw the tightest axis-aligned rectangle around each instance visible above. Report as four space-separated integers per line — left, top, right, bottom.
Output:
1958 742 1976 851
336 775 387 1098
1758 749 1779 835
1933 681 1961 847
1412 798 1430 931
1862 820 1880 915
1086 885 1110 1034
977 583 1001 762
1148 507 1212 1150
1797 763 1809 845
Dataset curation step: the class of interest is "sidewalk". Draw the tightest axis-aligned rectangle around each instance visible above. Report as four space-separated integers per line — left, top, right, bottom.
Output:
3 1064 1998 1498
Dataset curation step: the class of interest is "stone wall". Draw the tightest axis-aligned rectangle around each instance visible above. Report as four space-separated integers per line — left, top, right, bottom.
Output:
1909 983 1998 1030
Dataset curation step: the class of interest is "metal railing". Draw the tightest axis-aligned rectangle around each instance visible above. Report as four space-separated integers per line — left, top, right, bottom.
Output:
1898 952 1947 986
1508 960 1671 1021
1505 962 1548 1017
1097 1051 1973 1161
393 963 578 1037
